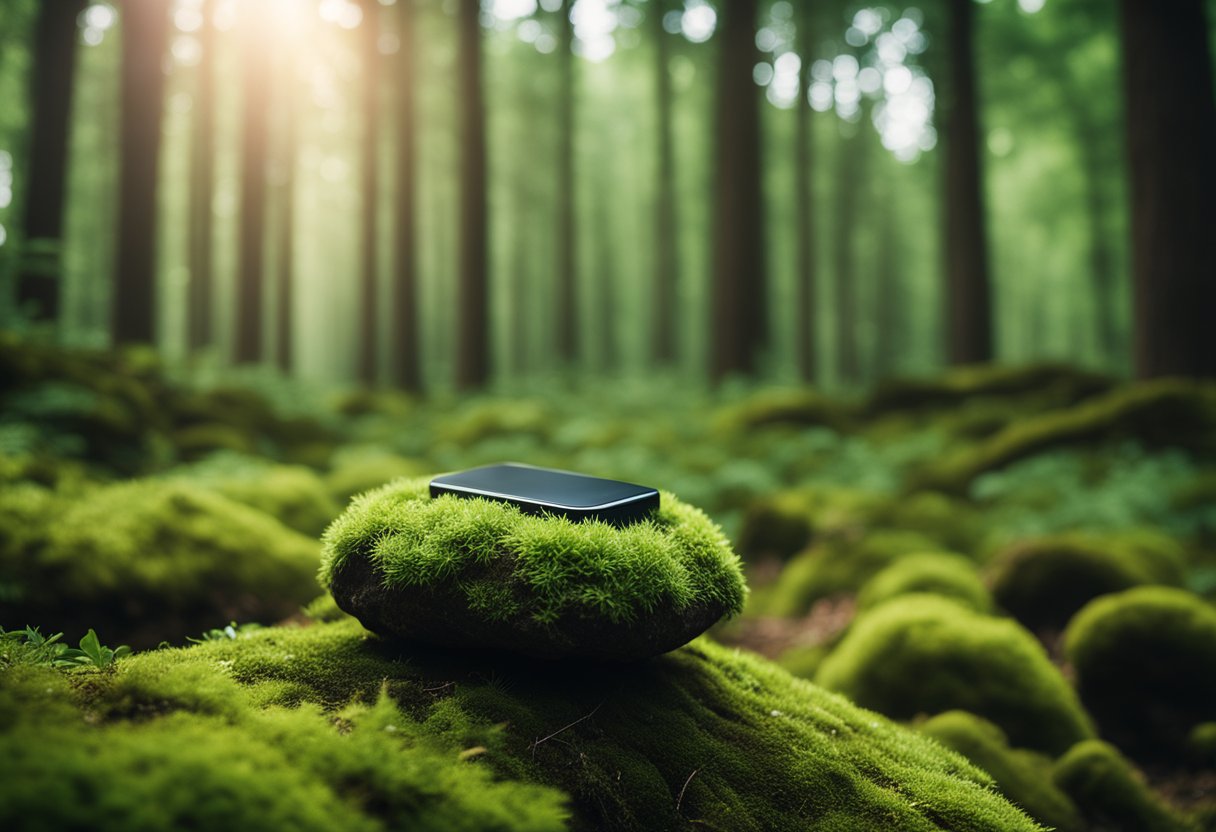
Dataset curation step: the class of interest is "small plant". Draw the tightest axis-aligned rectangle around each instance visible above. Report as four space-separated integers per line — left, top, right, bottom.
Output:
187 621 263 644
0 626 130 670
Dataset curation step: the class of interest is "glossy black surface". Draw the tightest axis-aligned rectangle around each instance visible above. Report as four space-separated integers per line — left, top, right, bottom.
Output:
429 463 660 526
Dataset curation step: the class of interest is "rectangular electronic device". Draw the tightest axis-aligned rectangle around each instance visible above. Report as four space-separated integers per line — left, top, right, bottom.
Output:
429 463 660 526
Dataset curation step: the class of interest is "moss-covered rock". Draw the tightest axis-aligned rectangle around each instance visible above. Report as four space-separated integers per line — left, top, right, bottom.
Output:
912 380 1216 495
760 530 942 617
1064 587 1216 754
988 531 1187 630
1052 740 1196 832
321 478 747 660
920 711 1082 832
0 618 1046 831
0 480 322 647
816 596 1093 754
857 553 991 613
863 363 1112 417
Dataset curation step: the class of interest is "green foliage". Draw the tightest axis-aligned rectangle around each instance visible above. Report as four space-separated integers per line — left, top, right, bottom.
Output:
0 617 1045 831
1052 740 1196 832
913 381 1216 494
325 448 430 505
988 530 1186 630
920 711 1082 832
0 625 130 670
1188 723 1216 768
320 477 746 637
858 553 992 613
188 621 264 644
1064 586 1216 754
863 364 1112 418
816 595 1093 754
0 479 322 646
759 530 942 617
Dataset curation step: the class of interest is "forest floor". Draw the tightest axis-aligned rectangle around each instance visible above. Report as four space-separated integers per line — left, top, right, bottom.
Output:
2 336 1215 831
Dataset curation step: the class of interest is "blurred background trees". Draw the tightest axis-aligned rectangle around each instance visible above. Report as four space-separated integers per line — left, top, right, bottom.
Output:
0 0 1212 389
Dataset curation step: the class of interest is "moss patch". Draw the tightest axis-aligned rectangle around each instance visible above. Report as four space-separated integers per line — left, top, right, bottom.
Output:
858 553 991 613
1064 586 1216 755
988 531 1187 630
920 711 1082 832
816 596 1093 755
1052 740 1195 832
321 478 747 659
1 618 1046 831
0 480 322 647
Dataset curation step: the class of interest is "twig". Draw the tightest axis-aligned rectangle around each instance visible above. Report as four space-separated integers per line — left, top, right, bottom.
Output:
530 701 604 758
676 768 700 813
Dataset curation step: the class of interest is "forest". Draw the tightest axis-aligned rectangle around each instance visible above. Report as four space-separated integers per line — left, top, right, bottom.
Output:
0 0 1215 830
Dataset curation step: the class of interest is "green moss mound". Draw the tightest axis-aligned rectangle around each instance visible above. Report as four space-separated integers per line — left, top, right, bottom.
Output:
735 490 818 561
858 553 991 613
1052 740 1195 832
760 530 942 617
0 480 322 647
913 380 1216 494
321 478 747 659
1064 587 1216 754
713 388 852 433
0 618 1046 831
863 363 1112 417
920 711 1082 832
325 449 430 504
989 532 1187 630
816 596 1093 754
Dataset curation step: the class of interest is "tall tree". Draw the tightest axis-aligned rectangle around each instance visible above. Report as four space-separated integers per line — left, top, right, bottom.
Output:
649 0 678 366
391 0 422 391
941 0 992 365
792 3 817 382
112 0 170 345
274 58 297 373
233 4 272 363
1119 0 1216 378
17 0 86 324
454 0 489 388
554 0 579 365
357 0 382 384
187 0 216 352
709 0 767 381
833 123 863 386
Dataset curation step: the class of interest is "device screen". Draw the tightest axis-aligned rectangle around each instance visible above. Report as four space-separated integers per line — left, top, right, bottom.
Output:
429 463 659 526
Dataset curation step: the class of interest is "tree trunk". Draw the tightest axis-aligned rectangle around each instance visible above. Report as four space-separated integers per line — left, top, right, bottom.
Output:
1119 0 1216 378
454 0 488 389
274 61 297 374
793 4 816 382
234 6 272 363
650 1 678 366
709 0 766 382
942 0 993 365
594 173 617 372
554 0 578 365
357 0 381 384
17 0 85 324
391 0 422 391
112 0 170 346
834 125 863 386
187 0 216 352
873 191 899 379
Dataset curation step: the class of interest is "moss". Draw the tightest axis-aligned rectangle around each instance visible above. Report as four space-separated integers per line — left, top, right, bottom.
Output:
172 423 261 461
816 596 1093 755
1052 740 1196 832
0 480 322 647
713 388 852 434
863 363 1112 417
170 456 340 536
988 531 1187 630
1064 587 1216 755
1188 723 1216 768
325 449 430 505
759 530 941 617
735 490 817 561
1 618 1046 831
857 553 991 613
920 711 1082 832
912 380 1216 495
320 478 747 659
436 400 553 446
775 642 832 679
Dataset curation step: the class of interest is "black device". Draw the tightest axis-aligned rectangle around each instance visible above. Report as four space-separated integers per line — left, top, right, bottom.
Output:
429 463 660 526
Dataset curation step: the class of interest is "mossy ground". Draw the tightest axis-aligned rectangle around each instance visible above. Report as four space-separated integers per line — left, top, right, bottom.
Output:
1 618 1044 832
4 338 1216 830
